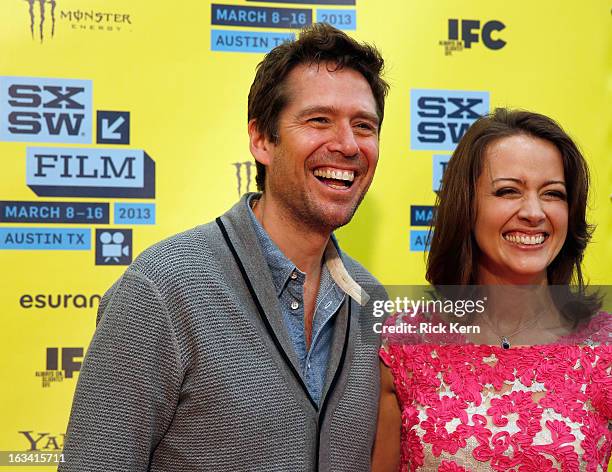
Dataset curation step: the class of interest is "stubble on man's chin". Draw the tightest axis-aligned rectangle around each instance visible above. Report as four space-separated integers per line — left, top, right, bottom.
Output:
266 163 369 234
296 192 364 235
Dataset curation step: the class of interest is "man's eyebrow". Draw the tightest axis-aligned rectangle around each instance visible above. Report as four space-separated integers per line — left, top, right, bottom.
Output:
296 106 379 124
295 105 336 119
491 177 566 186
356 111 380 125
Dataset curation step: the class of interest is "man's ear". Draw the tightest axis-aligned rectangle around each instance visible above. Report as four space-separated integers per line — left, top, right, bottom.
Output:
248 119 274 166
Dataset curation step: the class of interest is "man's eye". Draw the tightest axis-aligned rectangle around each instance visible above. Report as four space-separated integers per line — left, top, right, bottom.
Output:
355 122 375 131
309 117 329 124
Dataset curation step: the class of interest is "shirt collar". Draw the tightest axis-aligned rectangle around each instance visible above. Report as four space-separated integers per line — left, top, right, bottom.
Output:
246 193 370 306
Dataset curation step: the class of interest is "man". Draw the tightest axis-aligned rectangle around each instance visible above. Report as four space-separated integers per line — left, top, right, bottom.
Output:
61 23 388 471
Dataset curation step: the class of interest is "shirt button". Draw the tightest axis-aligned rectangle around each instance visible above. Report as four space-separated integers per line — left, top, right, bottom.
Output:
290 271 298 280
307 363 311 369
291 300 299 310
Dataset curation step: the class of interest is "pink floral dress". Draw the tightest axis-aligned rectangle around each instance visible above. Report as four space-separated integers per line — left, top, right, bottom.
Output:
380 312 611 471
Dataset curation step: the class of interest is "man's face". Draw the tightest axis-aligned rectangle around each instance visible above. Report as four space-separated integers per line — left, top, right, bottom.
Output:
257 62 380 233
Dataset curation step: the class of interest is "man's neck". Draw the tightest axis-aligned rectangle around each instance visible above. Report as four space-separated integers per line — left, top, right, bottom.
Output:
252 194 329 275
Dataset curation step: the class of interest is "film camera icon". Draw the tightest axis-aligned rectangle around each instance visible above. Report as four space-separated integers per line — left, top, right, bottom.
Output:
96 229 132 265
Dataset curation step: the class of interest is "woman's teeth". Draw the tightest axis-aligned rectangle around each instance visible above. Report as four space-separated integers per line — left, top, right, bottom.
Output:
503 233 546 245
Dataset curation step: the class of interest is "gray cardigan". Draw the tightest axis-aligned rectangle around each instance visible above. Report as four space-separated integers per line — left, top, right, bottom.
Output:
60 195 383 471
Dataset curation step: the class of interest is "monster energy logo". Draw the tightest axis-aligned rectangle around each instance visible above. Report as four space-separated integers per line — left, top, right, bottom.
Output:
232 161 255 196
24 0 57 42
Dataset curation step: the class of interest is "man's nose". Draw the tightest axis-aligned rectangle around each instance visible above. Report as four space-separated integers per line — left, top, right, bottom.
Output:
328 122 359 157
518 194 546 225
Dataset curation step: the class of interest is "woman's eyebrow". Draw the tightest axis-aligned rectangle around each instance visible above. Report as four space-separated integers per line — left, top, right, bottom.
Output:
491 177 566 187
491 177 523 184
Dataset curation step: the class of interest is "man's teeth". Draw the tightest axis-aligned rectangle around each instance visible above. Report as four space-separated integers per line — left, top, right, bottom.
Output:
313 168 355 182
504 233 546 245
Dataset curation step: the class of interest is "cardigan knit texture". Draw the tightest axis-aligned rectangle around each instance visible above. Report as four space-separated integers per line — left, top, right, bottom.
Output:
60 194 384 472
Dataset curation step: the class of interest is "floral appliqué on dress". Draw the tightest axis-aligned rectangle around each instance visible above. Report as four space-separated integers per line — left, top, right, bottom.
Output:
380 312 612 471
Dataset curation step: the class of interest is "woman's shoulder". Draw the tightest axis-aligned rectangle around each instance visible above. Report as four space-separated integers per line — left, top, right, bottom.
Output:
558 311 611 346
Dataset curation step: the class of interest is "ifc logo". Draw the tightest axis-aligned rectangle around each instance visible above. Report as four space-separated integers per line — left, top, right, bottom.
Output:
448 19 506 50
95 229 132 265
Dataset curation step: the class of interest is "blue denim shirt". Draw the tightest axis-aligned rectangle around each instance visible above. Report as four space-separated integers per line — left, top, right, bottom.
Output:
247 195 345 405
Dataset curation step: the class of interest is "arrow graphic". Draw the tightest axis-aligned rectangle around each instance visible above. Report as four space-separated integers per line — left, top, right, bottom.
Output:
101 116 126 140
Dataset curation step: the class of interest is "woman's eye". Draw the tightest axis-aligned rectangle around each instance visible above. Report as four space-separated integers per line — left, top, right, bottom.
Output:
543 190 567 200
494 188 519 197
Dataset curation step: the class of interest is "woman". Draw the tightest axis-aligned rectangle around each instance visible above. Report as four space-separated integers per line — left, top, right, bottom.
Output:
372 109 611 471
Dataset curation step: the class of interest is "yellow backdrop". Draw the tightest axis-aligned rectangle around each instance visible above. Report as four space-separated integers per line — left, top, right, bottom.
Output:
0 0 610 468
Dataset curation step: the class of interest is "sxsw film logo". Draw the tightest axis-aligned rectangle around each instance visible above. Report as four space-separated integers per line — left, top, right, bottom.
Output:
34 347 83 388
411 90 489 151
26 147 155 198
96 229 132 265
440 19 506 56
97 110 130 144
0 76 92 143
232 161 255 197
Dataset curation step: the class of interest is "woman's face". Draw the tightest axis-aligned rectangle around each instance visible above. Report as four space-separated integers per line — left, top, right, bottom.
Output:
474 134 569 285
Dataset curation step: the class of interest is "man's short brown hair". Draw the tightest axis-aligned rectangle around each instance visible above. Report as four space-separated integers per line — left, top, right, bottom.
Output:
248 23 388 191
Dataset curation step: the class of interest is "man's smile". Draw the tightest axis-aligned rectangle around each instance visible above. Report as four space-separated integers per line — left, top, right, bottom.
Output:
313 166 356 190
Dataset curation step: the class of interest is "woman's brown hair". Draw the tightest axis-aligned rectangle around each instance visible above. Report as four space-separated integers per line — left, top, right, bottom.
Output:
426 108 593 289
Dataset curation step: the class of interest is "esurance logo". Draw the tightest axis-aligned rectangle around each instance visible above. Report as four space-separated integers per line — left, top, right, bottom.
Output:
411 89 489 151
0 77 92 143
